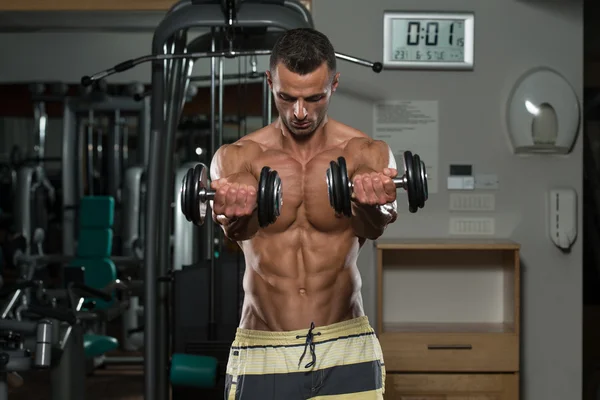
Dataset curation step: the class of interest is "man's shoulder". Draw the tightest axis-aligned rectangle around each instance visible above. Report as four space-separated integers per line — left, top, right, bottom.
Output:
326 120 387 152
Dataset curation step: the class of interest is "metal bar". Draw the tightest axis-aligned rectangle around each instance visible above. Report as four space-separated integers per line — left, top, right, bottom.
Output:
83 49 381 87
86 110 94 196
62 101 77 256
158 29 189 399
218 55 224 147
144 46 165 400
208 29 217 341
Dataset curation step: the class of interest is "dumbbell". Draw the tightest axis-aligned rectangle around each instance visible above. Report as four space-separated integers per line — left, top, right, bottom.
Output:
180 163 283 228
326 150 428 216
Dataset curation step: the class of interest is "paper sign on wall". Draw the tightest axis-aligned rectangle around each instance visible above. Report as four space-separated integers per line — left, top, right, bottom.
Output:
373 100 439 194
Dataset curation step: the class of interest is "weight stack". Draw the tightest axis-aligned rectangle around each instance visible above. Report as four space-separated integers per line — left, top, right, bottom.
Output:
171 254 242 399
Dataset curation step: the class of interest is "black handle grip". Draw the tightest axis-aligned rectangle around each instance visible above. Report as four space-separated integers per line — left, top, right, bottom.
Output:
372 62 383 73
28 305 76 325
114 59 136 73
71 282 112 302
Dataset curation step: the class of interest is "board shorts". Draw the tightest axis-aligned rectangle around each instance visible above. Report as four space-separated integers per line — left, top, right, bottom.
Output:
224 316 386 399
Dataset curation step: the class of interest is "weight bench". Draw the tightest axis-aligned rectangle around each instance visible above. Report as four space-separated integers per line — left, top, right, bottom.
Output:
67 196 119 359
72 197 218 387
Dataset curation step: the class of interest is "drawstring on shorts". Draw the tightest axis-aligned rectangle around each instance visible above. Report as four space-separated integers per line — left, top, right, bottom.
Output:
296 322 321 369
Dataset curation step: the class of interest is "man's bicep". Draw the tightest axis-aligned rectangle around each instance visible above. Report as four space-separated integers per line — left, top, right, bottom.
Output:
209 143 248 181
359 139 397 172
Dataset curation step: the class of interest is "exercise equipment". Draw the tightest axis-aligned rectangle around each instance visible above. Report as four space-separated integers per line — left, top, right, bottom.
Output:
82 1 385 397
180 163 282 228
326 151 428 215
0 315 54 400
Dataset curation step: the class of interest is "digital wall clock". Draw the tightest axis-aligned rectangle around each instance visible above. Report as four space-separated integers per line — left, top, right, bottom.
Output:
383 11 475 70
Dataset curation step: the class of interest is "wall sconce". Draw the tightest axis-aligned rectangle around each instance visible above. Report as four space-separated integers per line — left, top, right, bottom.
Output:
505 67 580 155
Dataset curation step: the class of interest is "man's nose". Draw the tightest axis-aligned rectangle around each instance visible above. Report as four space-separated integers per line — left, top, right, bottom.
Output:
294 101 307 120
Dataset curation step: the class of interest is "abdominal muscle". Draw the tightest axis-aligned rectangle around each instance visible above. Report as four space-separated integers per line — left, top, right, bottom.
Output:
237 227 365 332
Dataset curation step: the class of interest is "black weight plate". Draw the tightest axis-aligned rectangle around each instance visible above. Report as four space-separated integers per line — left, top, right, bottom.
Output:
421 160 429 202
338 157 352 217
267 170 279 225
257 167 270 227
184 167 195 221
272 171 282 219
192 164 204 224
180 168 192 221
329 160 343 215
268 170 282 225
412 154 424 209
403 151 418 213
326 166 335 209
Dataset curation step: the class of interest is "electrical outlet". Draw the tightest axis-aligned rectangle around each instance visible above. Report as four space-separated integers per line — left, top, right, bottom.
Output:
450 193 495 211
449 217 495 235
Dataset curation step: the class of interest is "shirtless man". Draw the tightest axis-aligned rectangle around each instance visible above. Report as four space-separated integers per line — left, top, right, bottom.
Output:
210 28 397 399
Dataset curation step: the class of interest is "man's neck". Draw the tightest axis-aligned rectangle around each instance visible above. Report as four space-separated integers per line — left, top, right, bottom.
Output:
277 117 329 161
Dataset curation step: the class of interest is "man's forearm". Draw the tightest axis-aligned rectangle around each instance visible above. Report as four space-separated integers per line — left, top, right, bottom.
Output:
351 202 397 240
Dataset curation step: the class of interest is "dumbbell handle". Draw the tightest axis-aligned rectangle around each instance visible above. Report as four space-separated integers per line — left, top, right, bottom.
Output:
197 188 215 202
347 175 408 191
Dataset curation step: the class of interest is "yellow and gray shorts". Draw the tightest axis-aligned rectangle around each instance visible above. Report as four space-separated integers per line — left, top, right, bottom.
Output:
224 316 386 399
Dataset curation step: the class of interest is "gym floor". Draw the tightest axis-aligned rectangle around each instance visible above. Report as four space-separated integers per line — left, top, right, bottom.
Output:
8 358 145 400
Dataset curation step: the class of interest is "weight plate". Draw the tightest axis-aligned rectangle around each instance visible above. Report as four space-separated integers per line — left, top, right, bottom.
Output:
257 166 270 227
184 167 196 221
403 151 418 213
329 160 343 215
196 164 209 226
421 160 429 202
268 170 282 225
412 153 424 209
180 168 192 221
192 164 205 225
267 170 278 225
338 157 352 217
326 166 334 209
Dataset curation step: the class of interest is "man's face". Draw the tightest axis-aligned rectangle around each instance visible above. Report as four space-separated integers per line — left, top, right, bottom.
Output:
267 62 339 137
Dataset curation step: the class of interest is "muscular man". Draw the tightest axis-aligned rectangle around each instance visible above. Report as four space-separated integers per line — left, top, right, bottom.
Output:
210 28 397 399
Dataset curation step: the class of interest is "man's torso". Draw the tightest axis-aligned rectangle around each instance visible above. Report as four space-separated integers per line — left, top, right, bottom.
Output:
233 119 370 331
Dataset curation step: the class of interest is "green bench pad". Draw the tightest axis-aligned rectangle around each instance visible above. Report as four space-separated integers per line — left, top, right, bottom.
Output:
83 334 119 358
79 196 115 228
170 353 218 388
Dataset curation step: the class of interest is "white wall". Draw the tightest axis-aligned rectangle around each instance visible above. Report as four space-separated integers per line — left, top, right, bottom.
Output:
316 1 582 400
0 0 583 399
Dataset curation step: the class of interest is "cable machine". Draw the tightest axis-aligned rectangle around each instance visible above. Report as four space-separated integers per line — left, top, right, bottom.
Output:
82 1 383 397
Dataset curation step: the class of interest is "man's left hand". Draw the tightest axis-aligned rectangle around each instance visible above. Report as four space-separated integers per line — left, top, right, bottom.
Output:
352 168 398 206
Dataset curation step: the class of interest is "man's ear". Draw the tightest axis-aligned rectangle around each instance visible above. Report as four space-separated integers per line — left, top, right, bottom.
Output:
265 70 273 88
331 72 340 92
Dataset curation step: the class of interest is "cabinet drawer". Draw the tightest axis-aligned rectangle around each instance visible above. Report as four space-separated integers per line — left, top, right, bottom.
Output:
379 333 518 372
384 373 519 400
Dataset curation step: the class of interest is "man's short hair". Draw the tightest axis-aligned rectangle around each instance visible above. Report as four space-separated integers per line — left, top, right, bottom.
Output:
269 28 337 77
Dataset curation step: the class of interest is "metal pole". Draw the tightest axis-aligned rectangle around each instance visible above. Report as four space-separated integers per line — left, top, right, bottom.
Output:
158 29 189 399
86 110 94 196
144 45 165 400
218 56 224 147
61 101 77 256
208 29 217 341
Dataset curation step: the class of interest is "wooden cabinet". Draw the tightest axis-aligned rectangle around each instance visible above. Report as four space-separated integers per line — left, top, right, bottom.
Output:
376 239 520 399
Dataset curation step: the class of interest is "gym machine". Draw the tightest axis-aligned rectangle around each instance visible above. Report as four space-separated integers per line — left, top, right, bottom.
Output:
61 83 150 256
82 1 387 397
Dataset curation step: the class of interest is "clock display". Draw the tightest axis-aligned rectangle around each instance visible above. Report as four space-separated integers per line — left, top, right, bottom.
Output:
383 12 474 70
392 19 465 63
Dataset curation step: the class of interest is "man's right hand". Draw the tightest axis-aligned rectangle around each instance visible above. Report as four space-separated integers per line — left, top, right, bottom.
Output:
211 177 258 220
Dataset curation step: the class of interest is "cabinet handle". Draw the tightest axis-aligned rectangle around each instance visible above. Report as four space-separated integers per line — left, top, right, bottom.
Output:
427 344 472 350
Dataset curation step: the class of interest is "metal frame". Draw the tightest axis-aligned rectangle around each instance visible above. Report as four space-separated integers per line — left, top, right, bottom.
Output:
82 1 383 397
144 3 314 398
